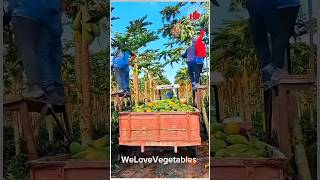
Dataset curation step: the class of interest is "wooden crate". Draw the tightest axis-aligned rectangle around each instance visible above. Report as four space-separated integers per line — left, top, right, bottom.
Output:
29 155 109 180
119 109 201 152
210 145 288 180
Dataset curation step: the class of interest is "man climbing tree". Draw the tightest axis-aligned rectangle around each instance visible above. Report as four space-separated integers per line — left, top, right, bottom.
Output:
247 0 300 88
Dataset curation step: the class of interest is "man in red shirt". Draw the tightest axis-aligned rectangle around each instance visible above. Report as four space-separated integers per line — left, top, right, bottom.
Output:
194 29 206 88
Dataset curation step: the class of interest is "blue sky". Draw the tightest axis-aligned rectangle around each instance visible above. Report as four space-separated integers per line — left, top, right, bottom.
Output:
111 2 208 83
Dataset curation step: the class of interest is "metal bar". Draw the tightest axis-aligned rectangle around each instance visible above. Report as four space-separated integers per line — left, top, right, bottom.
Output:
63 107 72 140
264 89 272 142
49 107 71 143
213 85 220 122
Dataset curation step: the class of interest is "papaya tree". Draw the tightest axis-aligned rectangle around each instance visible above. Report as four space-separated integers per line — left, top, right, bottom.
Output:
159 2 209 65
70 0 108 143
137 50 164 101
112 16 158 106
174 67 191 98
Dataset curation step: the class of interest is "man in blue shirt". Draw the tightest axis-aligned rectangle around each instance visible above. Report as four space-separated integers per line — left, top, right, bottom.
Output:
112 46 136 96
9 0 66 104
247 0 300 88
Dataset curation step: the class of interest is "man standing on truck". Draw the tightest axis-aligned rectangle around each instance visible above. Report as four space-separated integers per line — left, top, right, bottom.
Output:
182 39 197 90
247 0 300 87
182 29 207 90
194 29 207 88
112 45 136 96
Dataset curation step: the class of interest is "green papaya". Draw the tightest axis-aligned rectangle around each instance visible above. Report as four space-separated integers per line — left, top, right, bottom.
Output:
253 149 268 157
224 144 249 157
73 30 82 41
83 30 94 44
236 150 259 158
72 11 82 30
92 24 100 36
214 149 227 158
213 131 227 141
85 150 107 160
249 139 266 149
211 138 227 153
70 142 84 154
211 122 224 134
93 136 108 148
71 150 92 159
226 135 249 145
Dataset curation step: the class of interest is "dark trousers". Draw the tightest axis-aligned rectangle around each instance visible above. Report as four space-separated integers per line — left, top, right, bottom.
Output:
247 5 300 70
12 17 41 86
12 16 64 96
114 67 130 92
187 61 203 84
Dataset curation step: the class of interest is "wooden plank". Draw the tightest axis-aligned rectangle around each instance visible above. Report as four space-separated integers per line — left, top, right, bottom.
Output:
20 102 37 160
277 85 291 158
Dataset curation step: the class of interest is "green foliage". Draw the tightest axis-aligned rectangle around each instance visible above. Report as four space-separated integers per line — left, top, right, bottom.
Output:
111 111 120 170
4 126 15 178
174 67 189 84
91 51 110 97
112 16 158 52
212 20 257 77
160 5 180 22
158 2 209 66
291 42 311 74
300 111 317 179
158 47 186 65
251 112 266 141
133 99 194 113
6 154 28 180
36 127 69 157
3 31 22 94
70 136 108 160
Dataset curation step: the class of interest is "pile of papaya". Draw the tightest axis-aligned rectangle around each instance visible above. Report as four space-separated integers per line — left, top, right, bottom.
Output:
69 135 108 160
211 122 269 158
132 99 194 113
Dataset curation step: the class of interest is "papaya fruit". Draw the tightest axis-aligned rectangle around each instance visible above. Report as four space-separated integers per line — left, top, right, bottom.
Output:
93 136 108 148
226 135 249 145
70 142 84 154
213 131 227 141
211 138 227 153
211 122 224 134
72 11 82 30
249 139 266 149
83 30 94 44
224 122 240 135
214 149 227 158
71 150 92 159
85 150 107 160
236 150 259 158
92 24 100 36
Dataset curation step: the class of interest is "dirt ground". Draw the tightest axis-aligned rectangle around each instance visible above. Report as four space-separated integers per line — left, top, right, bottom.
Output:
112 143 209 178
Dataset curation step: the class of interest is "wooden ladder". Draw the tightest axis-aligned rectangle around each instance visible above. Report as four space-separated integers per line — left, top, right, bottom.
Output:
4 97 72 160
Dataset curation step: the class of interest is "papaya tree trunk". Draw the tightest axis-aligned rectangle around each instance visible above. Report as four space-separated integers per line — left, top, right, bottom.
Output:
133 59 139 106
13 113 21 155
46 117 54 142
149 75 152 101
291 92 312 180
79 7 93 143
201 94 209 136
